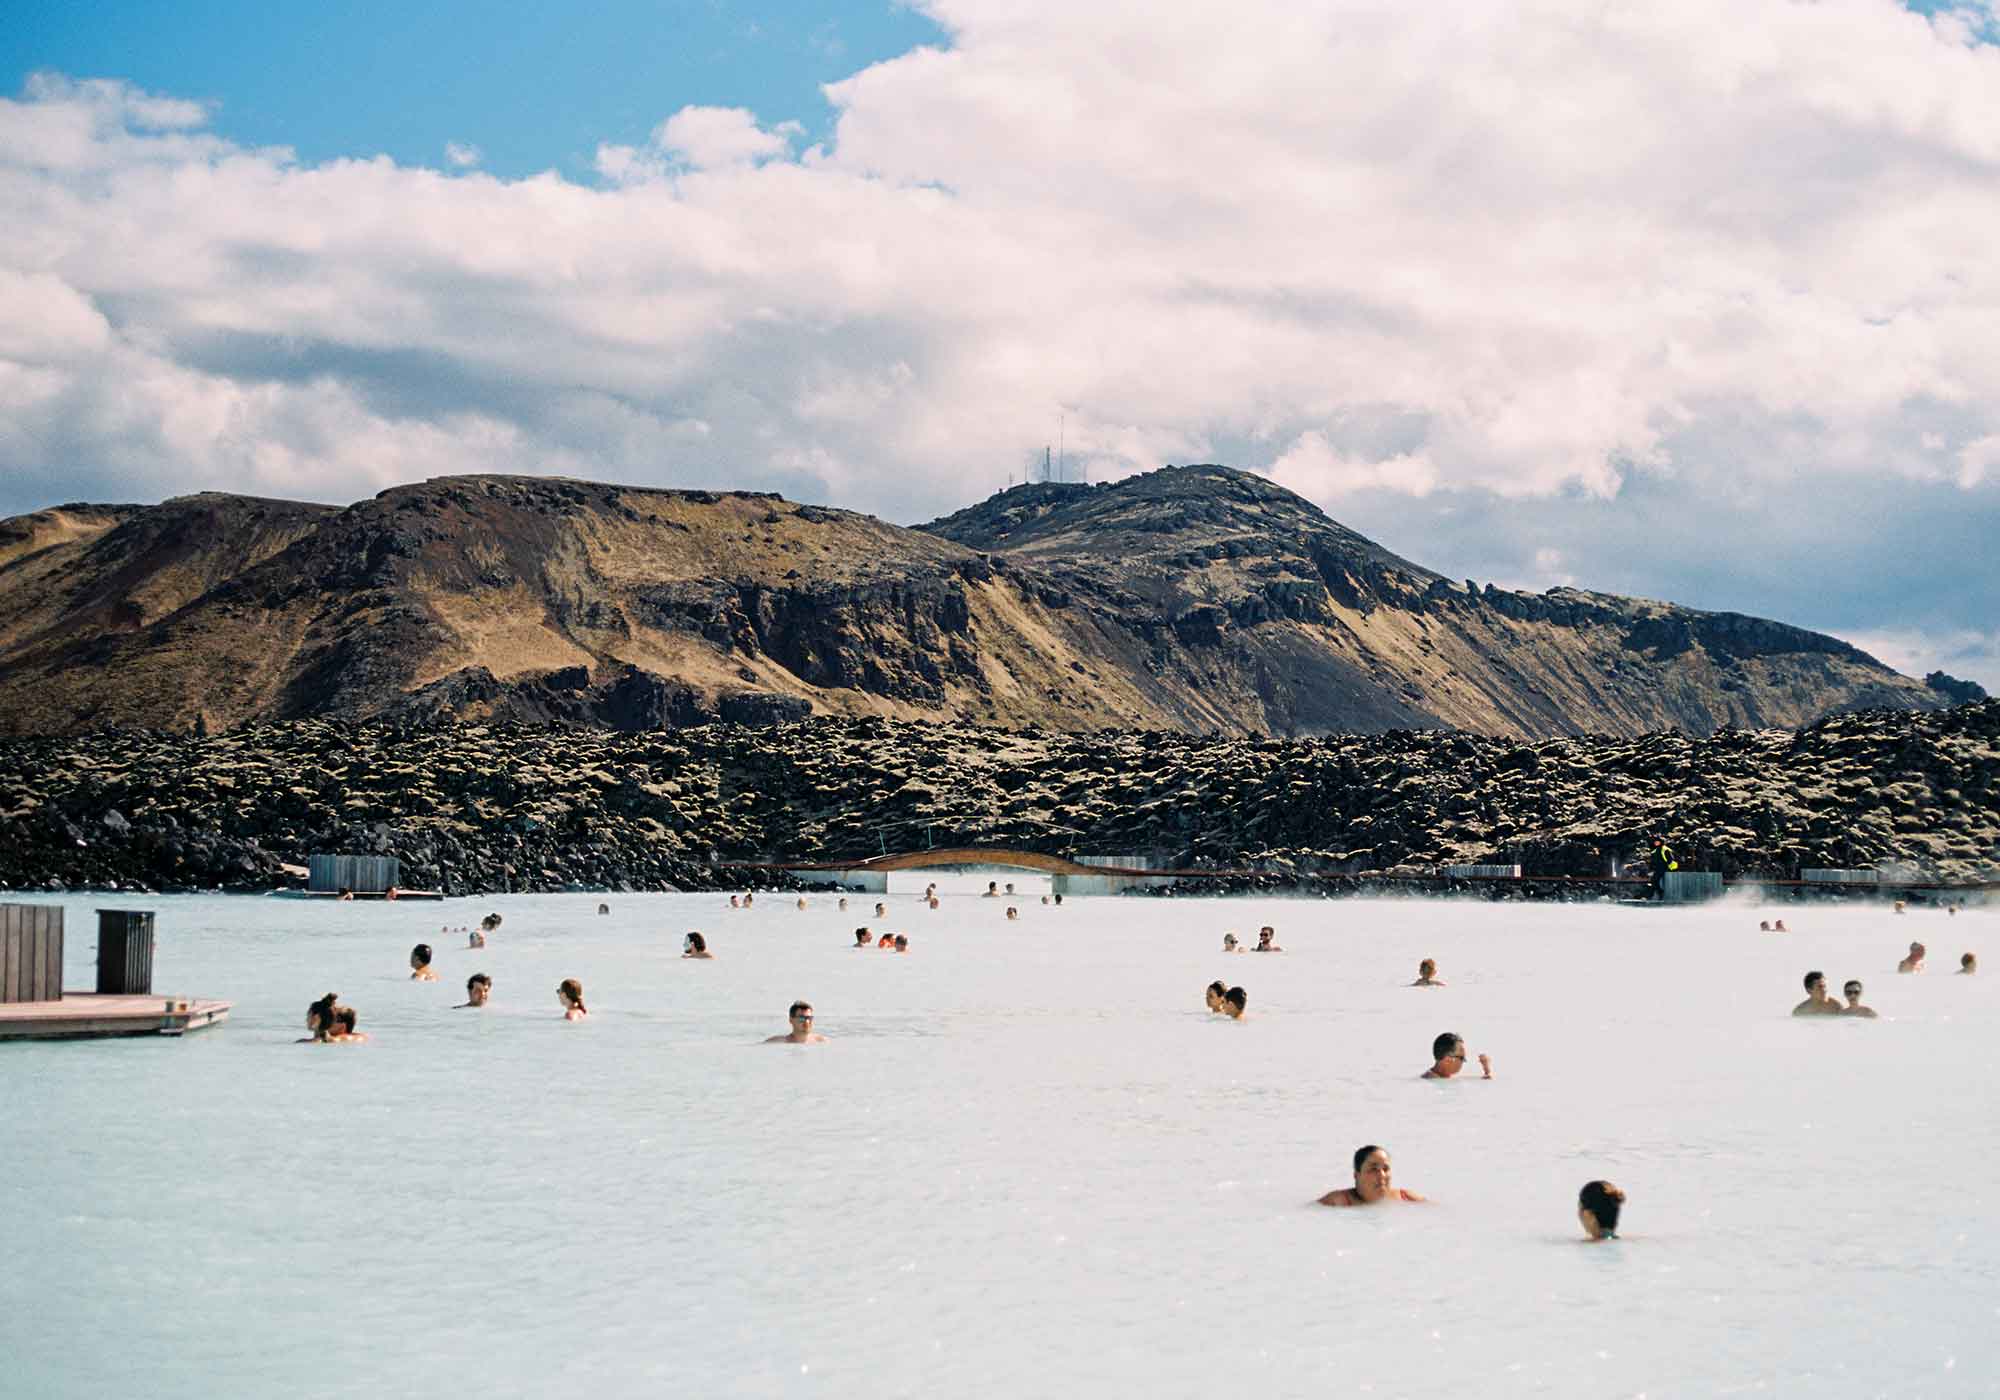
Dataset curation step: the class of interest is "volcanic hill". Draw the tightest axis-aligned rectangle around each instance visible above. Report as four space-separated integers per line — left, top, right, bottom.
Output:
0 466 1959 738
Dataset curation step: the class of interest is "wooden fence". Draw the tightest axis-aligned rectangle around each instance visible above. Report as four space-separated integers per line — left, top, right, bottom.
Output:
0 903 64 1003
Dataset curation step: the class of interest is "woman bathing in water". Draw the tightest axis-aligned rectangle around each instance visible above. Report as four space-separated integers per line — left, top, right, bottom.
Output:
682 931 713 959
409 944 437 981
1840 980 1877 1017
557 979 588 1021
1578 1180 1624 1241
1222 933 1242 953
1411 958 1444 987
1318 1146 1427 1206
299 992 340 1043
1204 980 1228 1012
853 927 873 948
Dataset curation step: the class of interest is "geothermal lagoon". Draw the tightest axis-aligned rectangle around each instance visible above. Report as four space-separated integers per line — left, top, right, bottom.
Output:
2 889 1994 1398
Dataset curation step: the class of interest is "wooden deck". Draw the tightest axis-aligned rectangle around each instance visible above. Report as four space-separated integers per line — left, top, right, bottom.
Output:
0 994 232 1041
270 888 445 901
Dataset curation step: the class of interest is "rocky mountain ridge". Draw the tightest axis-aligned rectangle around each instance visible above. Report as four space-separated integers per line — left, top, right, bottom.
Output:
0 465 1968 738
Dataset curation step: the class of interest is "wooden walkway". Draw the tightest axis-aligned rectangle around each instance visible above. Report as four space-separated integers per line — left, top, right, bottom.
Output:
725 847 1256 878
0 994 232 1041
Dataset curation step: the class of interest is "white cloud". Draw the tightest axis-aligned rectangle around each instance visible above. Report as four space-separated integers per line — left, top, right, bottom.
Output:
0 4 1997 677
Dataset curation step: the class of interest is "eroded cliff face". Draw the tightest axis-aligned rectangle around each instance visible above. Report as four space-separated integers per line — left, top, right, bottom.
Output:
0 466 1962 738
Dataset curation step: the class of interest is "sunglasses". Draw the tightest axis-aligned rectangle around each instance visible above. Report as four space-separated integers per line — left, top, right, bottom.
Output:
792 1011 814 1020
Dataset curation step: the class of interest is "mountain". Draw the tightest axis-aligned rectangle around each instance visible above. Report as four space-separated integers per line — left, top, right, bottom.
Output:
0 466 1959 738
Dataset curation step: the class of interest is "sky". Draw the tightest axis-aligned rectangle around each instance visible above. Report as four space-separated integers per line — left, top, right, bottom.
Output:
2 0 1998 691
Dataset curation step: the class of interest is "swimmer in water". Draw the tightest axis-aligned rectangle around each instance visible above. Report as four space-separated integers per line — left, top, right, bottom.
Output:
1005 883 1016 896
1318 1145 1427 1206
729 895 740 909
298 992 339 1043
928 897 940 910
1898 941 1926 973
766 1000 827 1044
597 903 609 916
1005 906 1019 920
1840 979 1877 1018
874 902 887 919
1222 932 1242 953
854 927 873 948
682 931 713 959
1221 986 1247 1020
557 979 588 1021
1960 952 1977 975
984 881 999 898
1255 926 1282 952
1894 900 1906 915
1411 958 1444 987
1053 893 1063 907
1578 1180 1625 1241
337 888 354 902
1792 970 1842 1016
457 973 492 1008
877 932 894 948
331 1006 368 1043
838 897 848 912
925 883 937 900
743 892 754 908
481 912 503 935
796 897 807 911
894 934 909 953
1204 979 1228 1012
1421 1032 1492 1079
1773 919 1789 932
409 944 437 981
468 927 485 948
1758 921 1771 932
1040 895 1050 906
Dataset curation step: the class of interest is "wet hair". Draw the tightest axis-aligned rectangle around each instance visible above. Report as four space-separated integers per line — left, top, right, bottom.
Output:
558 978 586 1013
893 934 908 950
411 943 432 967
1963 952 1976 968
480 913 502 931
307 991 339 1036
466 973 491 993
1579 1180 1625 1234
1803 970 1825 991
1910 942 1926 955
1843 979 1863 997
684 931 707 953
334 1006 358 1034
1431 1031 1464 1060
1353 1144 1385 1174
1418 958 1436 977
1257 926 1275 939
788 1000 813 1018
1206 979 1228 998
1224 986 1247 1012
1222 932 1238 947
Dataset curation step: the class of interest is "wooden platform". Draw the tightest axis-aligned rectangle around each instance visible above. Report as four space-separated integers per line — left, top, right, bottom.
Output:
270 888 445 901
0 994 232 1041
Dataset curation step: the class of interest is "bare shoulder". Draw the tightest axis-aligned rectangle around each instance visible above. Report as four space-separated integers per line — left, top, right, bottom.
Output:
1396 1189 1429 1203
1316 1189 1359 1207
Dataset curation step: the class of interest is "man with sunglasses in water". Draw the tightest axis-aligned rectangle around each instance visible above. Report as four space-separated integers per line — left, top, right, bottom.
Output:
1421 1032 1493 1079
765 999 828 1044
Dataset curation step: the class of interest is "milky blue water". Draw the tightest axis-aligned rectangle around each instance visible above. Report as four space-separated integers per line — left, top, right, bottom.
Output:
2 890 1994 1398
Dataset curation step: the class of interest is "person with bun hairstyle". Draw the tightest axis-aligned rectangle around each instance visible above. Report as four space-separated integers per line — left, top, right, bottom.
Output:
299 992 340 1043
557 979 588 1021
1579 1180 1625 1240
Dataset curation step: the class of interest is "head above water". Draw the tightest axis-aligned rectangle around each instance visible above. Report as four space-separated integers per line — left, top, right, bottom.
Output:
684 931 707 953
1579 1180 1625 1238
1418 958 1436 977
1431 1031 1464 1062
1963 952 1977 970
1223 933 1239 949
465 973 491 1003
1843 979 1863 998
1351 1145 1392 1199
855 927 872 945
788 1000 814 1023
306 991 339 1036
558 978 586 1012
894 934 908 950
1803 970 1826 993
333 1006 358 1034
1223 986 1247 1015
410 943 432 968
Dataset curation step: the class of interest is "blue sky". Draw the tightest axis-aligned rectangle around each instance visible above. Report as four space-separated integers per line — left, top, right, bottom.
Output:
2 0 944 177
2 0 1998 691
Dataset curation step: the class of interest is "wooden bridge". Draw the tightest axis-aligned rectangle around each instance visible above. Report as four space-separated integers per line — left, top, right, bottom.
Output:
722 847 1255 879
